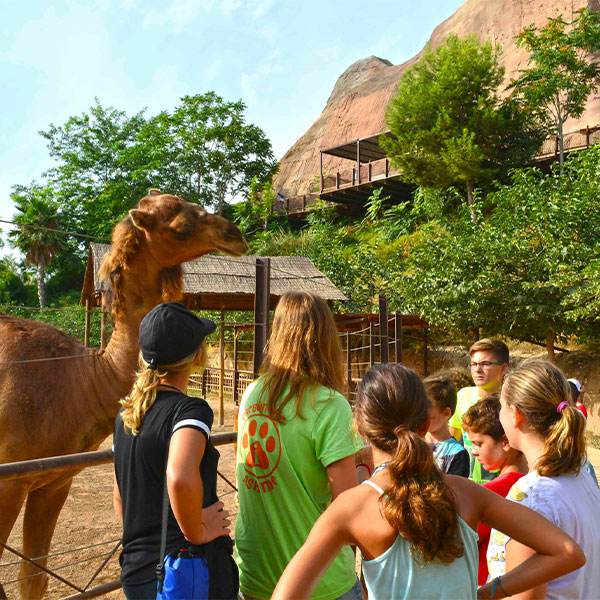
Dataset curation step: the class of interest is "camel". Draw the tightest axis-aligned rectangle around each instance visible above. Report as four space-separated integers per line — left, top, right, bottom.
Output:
0 190 249 599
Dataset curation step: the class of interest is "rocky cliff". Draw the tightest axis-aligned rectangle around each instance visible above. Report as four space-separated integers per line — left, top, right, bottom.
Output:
274 0 600 198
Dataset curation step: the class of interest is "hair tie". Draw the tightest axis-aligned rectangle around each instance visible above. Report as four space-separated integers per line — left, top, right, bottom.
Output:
147 359 158 371
556 401 569 414
393 424 408 436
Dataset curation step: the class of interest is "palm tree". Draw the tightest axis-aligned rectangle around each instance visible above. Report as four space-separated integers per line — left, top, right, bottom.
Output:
9 185 64 309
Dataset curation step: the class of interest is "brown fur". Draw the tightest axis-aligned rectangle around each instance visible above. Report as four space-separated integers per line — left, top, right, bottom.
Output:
0 192 248 599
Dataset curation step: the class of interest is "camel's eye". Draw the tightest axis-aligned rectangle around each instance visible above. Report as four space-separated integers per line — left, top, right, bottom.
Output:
172 224 191 240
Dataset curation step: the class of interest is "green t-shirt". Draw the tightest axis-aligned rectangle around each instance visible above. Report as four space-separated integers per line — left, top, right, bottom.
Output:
234 378 362 600
449 386 498 485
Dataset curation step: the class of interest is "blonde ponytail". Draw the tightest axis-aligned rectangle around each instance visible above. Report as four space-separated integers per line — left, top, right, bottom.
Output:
503 360 586 477
120 346 206 435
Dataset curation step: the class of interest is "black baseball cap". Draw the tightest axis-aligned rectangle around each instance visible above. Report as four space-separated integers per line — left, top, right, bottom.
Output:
139 302 216 367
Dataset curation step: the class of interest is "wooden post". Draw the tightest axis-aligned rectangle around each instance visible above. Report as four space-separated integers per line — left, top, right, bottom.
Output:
586 125 590 148
336 171 340 189
394 312 403 363
352 167 356 185
320 151 324 193
218 309 225 426
84 296 91 348
233 329 240 406
253 258 271 377
379 296 389 364
100 305 108 350
423 326 429 376
202 369 207 397
555 136 559 156
357 139 361 184
369 322 376 367
385 158 389 178
368 162 372 182
346 332 352 398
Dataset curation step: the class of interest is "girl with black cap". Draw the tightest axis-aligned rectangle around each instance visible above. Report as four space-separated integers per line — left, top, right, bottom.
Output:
113 302 237 599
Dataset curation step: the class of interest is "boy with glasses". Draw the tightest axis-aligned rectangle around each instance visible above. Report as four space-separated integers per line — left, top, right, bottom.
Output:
448 338 509 484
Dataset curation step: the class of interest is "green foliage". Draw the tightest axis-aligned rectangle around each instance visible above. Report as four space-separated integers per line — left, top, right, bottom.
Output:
382 35 544 210
129 92 277 214
0 257 30 305
233 176 280 235
398 146 600 343
510 8 600 168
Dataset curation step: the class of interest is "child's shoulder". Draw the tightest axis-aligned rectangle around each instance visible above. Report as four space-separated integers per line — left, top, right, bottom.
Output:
438 436 466 454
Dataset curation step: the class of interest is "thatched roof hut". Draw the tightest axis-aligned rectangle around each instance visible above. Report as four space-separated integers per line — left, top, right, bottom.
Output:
81 243 347 311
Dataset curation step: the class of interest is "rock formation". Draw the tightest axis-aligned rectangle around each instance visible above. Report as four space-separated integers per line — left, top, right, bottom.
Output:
274 0 600 198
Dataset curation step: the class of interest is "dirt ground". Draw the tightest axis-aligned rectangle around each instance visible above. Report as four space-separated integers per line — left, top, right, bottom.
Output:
1 397 239 600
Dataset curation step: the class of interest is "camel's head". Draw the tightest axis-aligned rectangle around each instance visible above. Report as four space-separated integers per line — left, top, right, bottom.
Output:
99 191 249 319
129 190 249 266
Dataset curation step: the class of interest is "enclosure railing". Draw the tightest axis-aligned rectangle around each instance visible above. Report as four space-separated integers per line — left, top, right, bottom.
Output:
0 433 237 600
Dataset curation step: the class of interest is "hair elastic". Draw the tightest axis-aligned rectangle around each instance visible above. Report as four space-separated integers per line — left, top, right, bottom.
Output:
556 401 569 414
393 424 408 436
147 359 158 371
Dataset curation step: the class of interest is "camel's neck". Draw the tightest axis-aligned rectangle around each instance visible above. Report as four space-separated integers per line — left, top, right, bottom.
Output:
93 244 170 420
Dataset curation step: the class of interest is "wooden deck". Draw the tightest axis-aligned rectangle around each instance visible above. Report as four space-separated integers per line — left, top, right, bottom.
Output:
276 126 600 218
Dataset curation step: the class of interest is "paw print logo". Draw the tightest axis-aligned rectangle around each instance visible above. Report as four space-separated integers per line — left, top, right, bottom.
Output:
240 413 281 478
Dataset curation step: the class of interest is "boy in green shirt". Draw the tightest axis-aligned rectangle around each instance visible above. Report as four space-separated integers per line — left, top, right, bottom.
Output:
448 338 509 484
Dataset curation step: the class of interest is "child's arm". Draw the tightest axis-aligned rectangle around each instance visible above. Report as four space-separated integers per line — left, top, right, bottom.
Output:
464 481 585 599
272 490 355 600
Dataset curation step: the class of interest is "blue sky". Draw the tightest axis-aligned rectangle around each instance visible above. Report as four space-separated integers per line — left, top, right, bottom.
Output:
0 0 464 237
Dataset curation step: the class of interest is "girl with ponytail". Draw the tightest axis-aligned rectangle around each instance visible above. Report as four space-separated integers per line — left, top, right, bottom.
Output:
113 303 235 599
487 360 600 599
273 363 585 600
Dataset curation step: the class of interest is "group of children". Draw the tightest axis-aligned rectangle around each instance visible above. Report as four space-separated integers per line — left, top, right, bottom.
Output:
114 297 600 600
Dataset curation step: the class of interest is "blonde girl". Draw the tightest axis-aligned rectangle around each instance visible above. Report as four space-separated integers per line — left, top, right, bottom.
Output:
273 363 585 600
235 291 363 600
113 302 234 600
488 360 600 599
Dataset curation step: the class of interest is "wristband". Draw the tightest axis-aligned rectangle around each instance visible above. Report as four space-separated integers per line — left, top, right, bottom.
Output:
491 576 507 598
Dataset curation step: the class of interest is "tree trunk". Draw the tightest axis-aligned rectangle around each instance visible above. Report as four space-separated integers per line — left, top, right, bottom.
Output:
37 264 47 309
466 180 477 224
558 120 565 177
546 329 556 363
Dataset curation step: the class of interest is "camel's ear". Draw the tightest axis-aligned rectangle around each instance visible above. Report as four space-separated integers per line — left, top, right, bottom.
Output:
129 209 156 232
148 188 163 196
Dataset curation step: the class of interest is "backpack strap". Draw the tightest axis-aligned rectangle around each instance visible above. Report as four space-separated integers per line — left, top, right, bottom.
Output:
157 398 187 593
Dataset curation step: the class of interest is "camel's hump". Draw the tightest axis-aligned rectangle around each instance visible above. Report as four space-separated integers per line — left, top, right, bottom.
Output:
0 313 87 361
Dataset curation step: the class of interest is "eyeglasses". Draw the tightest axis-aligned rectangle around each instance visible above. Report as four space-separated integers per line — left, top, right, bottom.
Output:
470 361 505 370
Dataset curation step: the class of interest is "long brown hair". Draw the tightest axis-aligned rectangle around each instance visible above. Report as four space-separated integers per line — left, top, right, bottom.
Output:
502 360 586 477
120 345 206 435
356 363 464 565
259 292 345 422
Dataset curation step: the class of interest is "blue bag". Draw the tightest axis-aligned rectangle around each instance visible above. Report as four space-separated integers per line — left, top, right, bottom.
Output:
157 548 209 600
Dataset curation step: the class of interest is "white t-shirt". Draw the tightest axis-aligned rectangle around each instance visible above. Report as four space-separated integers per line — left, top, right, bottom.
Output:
487 467 600 598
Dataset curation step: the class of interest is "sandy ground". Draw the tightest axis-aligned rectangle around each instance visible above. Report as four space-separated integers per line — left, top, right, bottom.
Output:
1 397 238 600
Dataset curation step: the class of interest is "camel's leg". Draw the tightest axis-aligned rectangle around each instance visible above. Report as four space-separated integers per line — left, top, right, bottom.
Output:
0 480 30 600
18 479 73 600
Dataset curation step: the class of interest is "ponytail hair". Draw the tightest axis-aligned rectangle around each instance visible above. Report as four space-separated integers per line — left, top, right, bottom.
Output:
502 360 586 477
356 364 464 565
120 345 206 435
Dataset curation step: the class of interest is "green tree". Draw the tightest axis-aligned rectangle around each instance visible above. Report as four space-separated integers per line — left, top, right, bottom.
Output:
0 257 29 305
131 93 277 214
397 147 600 358
40 98 148 243
9 185 66 308
382 34 543 219
510 8 600 174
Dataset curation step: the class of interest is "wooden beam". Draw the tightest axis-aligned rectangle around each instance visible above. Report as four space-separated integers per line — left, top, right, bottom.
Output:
253 258 271 376
379 295 389 363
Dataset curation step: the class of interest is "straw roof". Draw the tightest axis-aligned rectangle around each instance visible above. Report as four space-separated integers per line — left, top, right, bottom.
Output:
81 243 347 310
